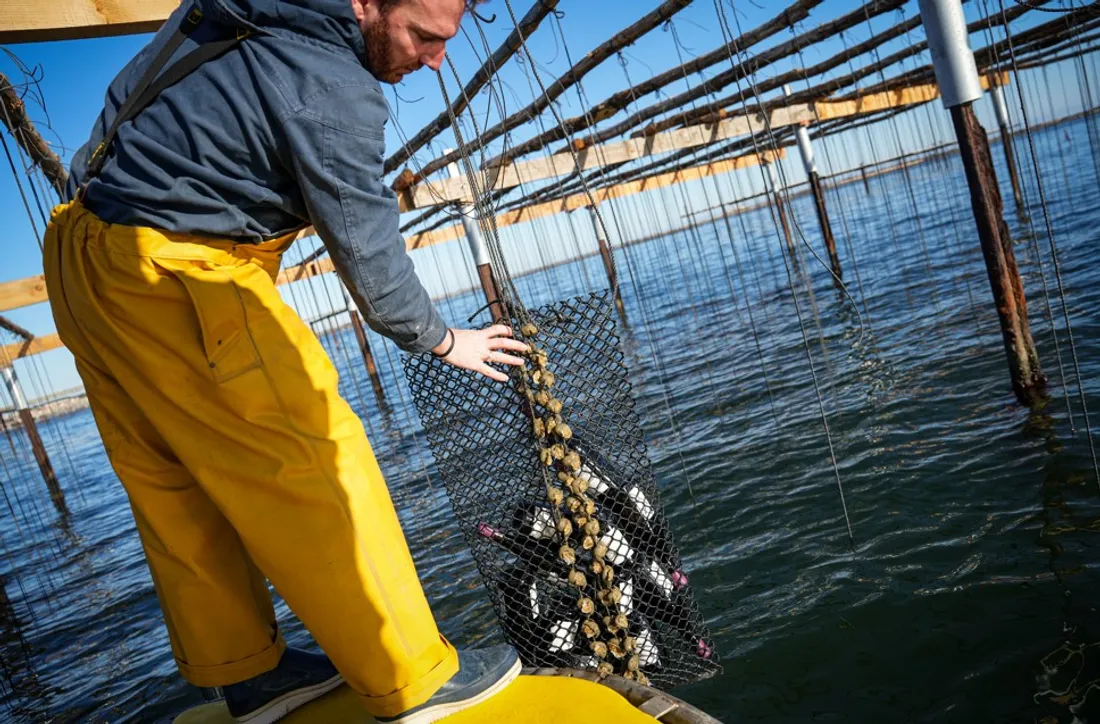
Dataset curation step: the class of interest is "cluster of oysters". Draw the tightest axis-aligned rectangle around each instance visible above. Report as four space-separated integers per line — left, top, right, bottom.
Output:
516 321 647 684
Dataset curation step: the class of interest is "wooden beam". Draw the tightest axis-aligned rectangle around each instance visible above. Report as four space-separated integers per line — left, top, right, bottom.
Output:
399 107 814 210
0 275 47 313
0 149 780 325
0 0 177 44
0 70 1006 313
275 256 336 287
406 149 784 250
396 74 1006 211
1 73 69 194
814 72 1007 121
1 335 63 366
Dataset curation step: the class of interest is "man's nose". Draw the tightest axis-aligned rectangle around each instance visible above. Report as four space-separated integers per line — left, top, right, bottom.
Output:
422 46 446 71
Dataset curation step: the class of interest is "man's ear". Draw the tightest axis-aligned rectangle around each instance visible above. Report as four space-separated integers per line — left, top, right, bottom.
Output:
350 0 373 26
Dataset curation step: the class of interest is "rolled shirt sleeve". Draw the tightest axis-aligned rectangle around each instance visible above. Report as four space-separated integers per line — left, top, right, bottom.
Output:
282 82 448 354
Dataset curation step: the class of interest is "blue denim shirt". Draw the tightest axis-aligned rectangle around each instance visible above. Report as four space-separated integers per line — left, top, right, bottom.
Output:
66 0 448 354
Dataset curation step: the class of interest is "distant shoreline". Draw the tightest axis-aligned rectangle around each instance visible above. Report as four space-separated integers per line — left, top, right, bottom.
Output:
1 394 89 427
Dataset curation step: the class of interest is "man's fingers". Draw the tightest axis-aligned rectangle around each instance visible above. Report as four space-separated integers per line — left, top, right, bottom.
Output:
492 353 526 367
476 364 509 382
485 324 514 338
491 338 529 353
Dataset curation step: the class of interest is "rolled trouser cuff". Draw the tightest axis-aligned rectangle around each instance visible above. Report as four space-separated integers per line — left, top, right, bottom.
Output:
176 632 287 687
357 637 459 719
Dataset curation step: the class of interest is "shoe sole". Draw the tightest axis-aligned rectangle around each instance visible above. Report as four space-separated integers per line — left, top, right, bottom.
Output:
384 657 522 724
234 673 345 724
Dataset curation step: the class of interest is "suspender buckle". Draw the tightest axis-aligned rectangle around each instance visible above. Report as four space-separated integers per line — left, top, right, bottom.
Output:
185 7 205 31
86 140 108 175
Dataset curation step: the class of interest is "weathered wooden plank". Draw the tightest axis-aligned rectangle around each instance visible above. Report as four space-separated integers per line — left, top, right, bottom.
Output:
0 73 69 194
398 73 1011 211
0 0 177 44
275 256 336 287
406 149 784 249
814 72 1007 121
1 149 780 324
0 334 63 366
400 107 813 210
0 275 48 313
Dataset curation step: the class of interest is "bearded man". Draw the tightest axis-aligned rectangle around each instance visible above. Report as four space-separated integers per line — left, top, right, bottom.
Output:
47 1 524 722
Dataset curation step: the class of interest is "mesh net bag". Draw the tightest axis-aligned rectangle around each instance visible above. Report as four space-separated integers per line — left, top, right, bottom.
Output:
404 291 720 689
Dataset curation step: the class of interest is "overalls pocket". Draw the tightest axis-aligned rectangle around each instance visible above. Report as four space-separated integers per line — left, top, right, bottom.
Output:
158 259 264 384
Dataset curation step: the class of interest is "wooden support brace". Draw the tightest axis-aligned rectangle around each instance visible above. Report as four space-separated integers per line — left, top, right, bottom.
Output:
808 171 842 285
0 0 178 43
348 310 385 405
406 149 784 250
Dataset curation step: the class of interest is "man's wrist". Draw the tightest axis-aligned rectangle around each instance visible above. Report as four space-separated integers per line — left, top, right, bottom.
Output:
431 328 456 358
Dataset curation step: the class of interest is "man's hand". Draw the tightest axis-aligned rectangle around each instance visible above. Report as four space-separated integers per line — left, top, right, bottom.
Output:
433 325 529 382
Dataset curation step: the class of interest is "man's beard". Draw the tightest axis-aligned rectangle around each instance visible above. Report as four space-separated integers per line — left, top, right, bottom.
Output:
364 14 398 83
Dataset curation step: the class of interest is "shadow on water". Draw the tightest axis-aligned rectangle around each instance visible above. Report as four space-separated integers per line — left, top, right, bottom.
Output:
1027 405 1100 723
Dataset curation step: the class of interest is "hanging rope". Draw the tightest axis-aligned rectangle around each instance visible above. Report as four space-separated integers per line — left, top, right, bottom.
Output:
996 0 1100 490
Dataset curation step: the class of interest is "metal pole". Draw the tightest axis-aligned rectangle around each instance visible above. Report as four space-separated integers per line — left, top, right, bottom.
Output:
587 205 627 322
919 0 1045 404
2 366 64 509
448 152 504 323
990 80 1025 211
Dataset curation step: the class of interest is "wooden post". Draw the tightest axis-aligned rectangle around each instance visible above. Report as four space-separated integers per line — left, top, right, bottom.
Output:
795 123 843 284
989 80 1025 211
0 71 68 196
341 286 385 404
765 160 798 264
1 366 65 510
920 0 1045 404
587 205 627 322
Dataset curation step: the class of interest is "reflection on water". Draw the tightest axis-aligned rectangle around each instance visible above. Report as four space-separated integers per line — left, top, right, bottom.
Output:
0 118 1097 721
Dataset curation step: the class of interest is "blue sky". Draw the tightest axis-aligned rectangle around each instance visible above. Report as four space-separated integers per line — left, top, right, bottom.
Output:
0 0 1087 399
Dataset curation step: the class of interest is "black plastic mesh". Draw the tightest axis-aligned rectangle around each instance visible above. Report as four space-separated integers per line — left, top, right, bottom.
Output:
404 291 720 689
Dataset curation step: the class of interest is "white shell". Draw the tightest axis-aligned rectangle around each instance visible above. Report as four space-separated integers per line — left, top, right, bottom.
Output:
548 619 579 652
636 626 661 667
527 508 556 540
578 464 609 495
618 578 634 616
528 579 541 619
627 486 655 520
597 526 635 566
647 560 674 597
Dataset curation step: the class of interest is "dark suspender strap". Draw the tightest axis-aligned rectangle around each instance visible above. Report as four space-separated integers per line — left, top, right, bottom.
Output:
83 6 251 182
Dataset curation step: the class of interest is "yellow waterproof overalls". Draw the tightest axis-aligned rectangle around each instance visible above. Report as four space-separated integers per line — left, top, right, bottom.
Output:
42 9 457 719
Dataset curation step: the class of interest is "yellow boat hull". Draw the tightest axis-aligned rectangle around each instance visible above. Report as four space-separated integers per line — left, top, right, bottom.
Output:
175 673 667 723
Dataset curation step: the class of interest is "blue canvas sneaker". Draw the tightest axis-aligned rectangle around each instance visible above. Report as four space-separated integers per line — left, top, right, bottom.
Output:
377 644 521 724
223 648 343 724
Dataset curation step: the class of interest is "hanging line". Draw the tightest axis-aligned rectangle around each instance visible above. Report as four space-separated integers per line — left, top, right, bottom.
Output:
711 0 855 548
997 0 1099 491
